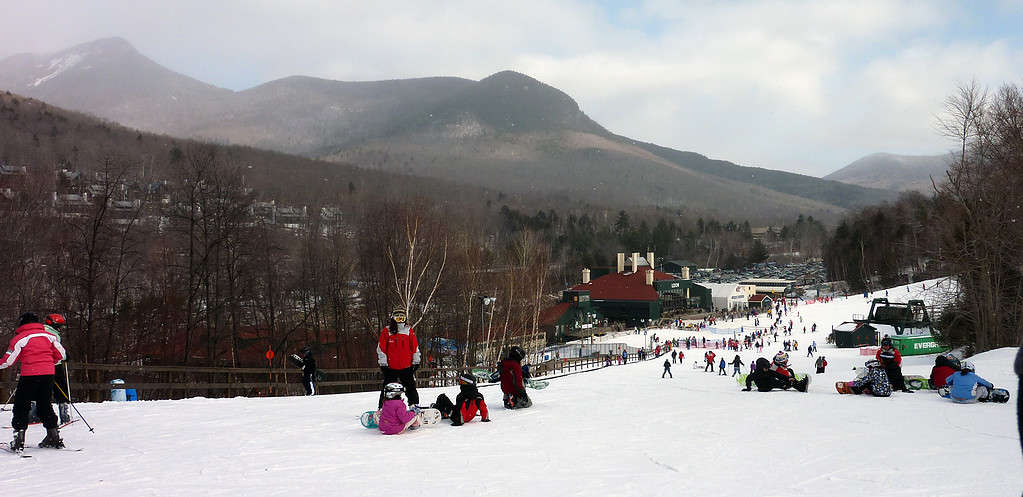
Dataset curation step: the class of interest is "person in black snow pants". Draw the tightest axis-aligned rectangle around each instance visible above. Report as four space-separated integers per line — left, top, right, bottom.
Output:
671 350 677 363
301 346 317 395
662 359 672 378
730 355 743 377
718 357 727 375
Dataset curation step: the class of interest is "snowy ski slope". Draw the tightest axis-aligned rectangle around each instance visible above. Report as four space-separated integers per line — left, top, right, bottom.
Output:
3 278 1021 496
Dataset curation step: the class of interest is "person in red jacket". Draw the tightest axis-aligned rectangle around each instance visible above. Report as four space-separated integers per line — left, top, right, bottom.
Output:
451 373 491 426
1 313 67 451
876 336 913 393
500 346 531 409
704 350 716 372
376 307 421 407
929 353 961 389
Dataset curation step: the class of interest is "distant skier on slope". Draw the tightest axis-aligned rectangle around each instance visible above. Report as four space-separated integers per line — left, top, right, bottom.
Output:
500 346 531 409
300 346 317 395
705 350 716 372
730 355 743 377
718 357 726 376
1 313 67 451
662 359 672 378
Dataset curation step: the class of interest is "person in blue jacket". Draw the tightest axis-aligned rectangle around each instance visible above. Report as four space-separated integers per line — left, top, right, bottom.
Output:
941 361 994 403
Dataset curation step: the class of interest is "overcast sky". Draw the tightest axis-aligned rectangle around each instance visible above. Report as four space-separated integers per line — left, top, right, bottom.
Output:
1 0 1021 176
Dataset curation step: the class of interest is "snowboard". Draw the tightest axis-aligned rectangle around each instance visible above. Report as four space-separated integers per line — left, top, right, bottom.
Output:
471 368 500 384
2 418 80 430
360 408 443 429
289 354 326 381
904 375 931 390
736 373 808 388
938 386 1011 403
526 379 549 390
835 381 854 394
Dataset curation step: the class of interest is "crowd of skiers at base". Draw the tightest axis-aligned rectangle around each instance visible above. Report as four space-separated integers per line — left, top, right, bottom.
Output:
1 312 73 452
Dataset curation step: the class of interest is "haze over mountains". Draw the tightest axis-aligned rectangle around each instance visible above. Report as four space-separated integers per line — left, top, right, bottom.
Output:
0 37 902 221
825 152 951 193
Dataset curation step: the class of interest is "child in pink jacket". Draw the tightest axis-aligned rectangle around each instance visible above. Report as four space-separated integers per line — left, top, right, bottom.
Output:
378 382 421 435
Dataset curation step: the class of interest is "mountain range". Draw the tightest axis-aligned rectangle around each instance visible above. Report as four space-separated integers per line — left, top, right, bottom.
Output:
824 152 951 193
0 37 901 221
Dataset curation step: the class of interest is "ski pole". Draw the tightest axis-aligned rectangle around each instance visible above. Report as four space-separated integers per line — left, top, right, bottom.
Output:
54 383 95 433
1 389 13 411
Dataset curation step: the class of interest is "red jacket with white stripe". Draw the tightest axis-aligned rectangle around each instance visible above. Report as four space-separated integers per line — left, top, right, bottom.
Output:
377 323 420 370
1 323 66 376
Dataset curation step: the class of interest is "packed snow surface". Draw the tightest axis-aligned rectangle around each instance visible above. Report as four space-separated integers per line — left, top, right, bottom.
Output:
3 277 1021 496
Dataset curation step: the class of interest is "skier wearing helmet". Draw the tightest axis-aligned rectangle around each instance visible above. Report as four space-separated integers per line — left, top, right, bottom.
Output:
42 313 71 423
876 336 913 393
376 307 421 408
377 382 421 435
500 346 532 409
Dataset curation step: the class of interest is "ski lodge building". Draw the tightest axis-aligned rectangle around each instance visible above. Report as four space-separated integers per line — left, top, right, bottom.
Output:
539 252 712 338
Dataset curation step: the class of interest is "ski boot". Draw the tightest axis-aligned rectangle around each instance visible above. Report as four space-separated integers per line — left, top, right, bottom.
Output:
58 403 71 424
10 429 26 452
38 427 64 449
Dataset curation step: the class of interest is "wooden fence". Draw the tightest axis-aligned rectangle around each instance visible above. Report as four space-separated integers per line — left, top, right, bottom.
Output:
0 349 640 403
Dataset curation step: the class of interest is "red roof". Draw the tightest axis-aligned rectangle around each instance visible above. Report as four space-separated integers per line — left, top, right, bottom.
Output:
749 294 772 303
570 266 676 302
538 302 572 326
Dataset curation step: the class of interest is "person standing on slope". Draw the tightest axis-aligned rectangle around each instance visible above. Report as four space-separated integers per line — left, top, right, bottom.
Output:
300 346 317 396
2 313 67 451
500 346 531 409
42 313 71 423
815 355 827 374
662 358 672 378
705 350 716 372
876 337 913 393
671 349 677 363
718 357 727 376
730 354 743 377
377 307 421 408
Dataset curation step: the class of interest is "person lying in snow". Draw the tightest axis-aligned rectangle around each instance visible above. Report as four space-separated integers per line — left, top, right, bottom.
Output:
378 382 421 435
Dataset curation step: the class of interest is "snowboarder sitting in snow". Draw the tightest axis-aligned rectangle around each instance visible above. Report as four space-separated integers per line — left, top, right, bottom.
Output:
847 360 891 396
450 373 491 425
378 382 421 435
929 352 961 390
876 336 913 393
743 353 808 392
500 346 532 409
940 361 996 403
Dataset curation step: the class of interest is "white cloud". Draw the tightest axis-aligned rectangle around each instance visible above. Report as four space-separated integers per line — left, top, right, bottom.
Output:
0 0 1018 176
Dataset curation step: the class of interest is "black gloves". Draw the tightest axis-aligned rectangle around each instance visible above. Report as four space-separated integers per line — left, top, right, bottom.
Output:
482 418 491 422
380 366 387 375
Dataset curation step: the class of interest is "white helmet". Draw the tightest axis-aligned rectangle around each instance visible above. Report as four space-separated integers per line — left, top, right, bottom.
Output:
383 382 405 399
960 361 975 373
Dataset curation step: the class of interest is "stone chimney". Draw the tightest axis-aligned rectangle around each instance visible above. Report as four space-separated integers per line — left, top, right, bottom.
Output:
682 267 690 280
645 269 654 286
631 252 639 273
616 253 625 273
647 251 655 269
582 268 591 284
